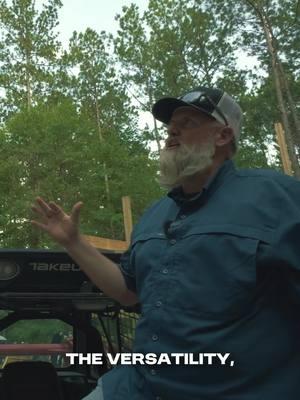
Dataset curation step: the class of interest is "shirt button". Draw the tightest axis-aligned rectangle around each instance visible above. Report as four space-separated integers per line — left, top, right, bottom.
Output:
180 214 186 219
170 239 176 245
155 301 162 307
150 369 156 375
161 268 169 274
152 334 159 341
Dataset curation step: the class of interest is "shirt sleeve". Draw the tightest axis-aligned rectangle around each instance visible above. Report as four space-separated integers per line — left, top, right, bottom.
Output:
118 246 136 293
116 200 162 294
273 178 300 302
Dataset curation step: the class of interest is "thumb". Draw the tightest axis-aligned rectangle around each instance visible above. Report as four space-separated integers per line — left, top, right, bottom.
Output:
71 202 83 225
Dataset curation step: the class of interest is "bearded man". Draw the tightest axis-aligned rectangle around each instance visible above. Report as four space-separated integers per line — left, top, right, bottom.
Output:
31 87 300 400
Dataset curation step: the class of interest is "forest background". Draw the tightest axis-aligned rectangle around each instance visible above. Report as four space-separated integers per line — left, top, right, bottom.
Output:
0 0 299 249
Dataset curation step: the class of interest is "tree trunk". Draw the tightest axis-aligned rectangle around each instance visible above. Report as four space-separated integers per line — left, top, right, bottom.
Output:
261 14 300 176
245 0 300 176
94 94 114 237
95 97 111 198
277 60 300 150
25 67 32 111
23 2 32 111
147 82 162 153
25 46 32 110
153 116 162 153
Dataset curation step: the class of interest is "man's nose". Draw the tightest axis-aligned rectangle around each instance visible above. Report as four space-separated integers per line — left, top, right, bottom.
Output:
167 123 180 137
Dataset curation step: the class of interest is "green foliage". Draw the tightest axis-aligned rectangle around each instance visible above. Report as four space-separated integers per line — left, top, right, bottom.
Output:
0 0 63 116
0 0 299 250
201 0 300 168
0 313 71 343
0 98 162 247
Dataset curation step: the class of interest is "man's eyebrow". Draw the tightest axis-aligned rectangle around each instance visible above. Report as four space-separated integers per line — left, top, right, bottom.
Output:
168 115 190 124
169 115 202 125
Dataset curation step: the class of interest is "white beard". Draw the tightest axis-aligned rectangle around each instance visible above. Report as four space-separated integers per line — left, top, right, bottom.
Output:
158 139 216 190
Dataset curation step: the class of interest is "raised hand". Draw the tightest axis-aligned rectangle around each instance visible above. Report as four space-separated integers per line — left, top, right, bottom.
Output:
31 197 83 247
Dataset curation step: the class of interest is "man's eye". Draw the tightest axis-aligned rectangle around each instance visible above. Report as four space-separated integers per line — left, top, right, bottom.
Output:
181 118 196 128
167 118 198 130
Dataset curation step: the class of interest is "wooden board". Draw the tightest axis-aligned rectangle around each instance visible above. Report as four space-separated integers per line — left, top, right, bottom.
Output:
275 122 293 176
83 235 128 252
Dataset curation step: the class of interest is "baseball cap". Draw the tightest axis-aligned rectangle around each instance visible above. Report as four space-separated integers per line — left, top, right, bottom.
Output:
152 86 243 145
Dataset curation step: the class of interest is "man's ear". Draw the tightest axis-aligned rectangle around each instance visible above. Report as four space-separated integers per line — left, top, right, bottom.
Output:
215 126 234 147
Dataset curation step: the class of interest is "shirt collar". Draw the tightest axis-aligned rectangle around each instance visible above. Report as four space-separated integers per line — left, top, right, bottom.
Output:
167 159 235 207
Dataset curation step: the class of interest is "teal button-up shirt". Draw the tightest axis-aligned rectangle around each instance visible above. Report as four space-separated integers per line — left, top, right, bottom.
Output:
101 159 300 399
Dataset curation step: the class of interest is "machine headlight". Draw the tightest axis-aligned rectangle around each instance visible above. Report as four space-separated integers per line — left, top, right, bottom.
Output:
0 260 20 280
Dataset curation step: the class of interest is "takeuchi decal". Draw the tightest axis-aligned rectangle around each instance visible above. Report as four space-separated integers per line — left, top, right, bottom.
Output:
29 263 80 272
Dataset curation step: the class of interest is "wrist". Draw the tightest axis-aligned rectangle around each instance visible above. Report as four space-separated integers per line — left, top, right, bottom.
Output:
63 233 85 251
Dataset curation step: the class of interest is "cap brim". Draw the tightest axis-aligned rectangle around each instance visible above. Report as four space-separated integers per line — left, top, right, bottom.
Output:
152 97 214 124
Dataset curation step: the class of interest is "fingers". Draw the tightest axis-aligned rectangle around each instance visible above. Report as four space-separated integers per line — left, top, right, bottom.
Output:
49 201 63 214
35 197 53 217
71 202 83 225
30 219 49 232
31 205 41 214
31 203 51 232
31 204 47 221
31 197 83 226
32 197 64 218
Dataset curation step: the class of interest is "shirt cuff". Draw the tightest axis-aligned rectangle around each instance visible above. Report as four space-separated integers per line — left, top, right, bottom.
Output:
118 263 136 293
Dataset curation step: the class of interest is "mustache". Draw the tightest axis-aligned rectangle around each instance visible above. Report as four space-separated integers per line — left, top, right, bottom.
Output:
165 139 180 148
158 141 216 190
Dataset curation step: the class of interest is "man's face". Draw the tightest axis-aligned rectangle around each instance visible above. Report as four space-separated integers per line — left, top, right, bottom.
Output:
159 106 219 189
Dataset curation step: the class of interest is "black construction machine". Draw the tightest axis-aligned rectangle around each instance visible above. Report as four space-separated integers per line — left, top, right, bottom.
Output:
0 248 139 400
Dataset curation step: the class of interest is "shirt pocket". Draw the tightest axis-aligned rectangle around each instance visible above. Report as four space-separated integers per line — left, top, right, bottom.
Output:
172 224 273 318
130 232 167 299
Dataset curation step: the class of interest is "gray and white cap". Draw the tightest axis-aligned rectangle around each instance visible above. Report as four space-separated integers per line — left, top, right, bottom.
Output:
152 86 243 146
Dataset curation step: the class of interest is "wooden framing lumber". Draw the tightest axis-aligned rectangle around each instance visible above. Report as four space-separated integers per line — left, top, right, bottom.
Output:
83 196 133 252
274 122 293 176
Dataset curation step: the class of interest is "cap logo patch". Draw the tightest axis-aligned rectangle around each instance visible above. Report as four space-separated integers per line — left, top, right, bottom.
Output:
180 91 204 103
